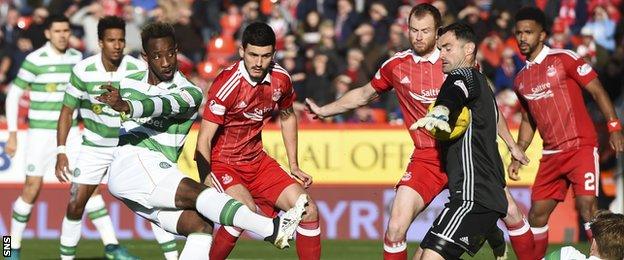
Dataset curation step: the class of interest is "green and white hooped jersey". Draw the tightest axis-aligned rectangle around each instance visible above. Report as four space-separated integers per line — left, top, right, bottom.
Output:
544 246 600 260
12 42 82 130
63 54 146 147
118 70 203 162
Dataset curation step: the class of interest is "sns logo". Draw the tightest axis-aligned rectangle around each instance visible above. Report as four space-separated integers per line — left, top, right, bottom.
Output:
221 174 233 185
401 172 412 181
209 100 226 116
577 63 592 76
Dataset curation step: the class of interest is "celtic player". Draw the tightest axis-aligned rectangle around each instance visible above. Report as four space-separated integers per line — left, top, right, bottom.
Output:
57 16 178 260
4 15 82 260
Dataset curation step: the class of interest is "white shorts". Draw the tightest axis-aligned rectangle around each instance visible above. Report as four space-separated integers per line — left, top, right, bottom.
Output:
72 145 117 185
25 128 81 177
107 145 186 226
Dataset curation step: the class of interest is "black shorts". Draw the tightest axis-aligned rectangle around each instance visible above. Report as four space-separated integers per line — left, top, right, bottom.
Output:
421 200 503 258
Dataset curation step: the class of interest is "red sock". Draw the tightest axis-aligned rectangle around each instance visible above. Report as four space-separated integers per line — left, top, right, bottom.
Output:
584 222 593 241
296 220 321 260
209 226 241 260
383 235 407 260
506 219 535 260
531 225 549 259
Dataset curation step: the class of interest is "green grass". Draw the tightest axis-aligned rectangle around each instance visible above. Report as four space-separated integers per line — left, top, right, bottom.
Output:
15 239 590 259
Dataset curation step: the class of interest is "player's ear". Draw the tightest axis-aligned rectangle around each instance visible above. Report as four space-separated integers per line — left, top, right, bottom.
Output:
539 30 547 43
141 51 147 61
98 39 103 49
238 45 245 59
465 42 476 57
44 29 51 40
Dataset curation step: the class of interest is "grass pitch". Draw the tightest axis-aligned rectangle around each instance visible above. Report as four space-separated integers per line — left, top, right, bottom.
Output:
16 239 590 259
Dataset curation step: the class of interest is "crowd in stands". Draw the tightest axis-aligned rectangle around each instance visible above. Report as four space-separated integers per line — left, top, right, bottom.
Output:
0 0 623 129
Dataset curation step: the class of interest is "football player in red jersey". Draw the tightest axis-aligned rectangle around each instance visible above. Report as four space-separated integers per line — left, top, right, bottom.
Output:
195 22 320 260
307 4 534 260
511 7 624 259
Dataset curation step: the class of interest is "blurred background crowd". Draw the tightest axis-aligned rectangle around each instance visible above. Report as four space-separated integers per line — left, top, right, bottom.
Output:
0 0 623 149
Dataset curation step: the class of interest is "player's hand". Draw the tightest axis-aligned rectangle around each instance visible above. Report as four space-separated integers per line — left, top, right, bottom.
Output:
609 131 624 152
304 98 326 119
55 153 71 183
409 105 451 132
291 167 313 188
5 133 17 157
509 144 529 165
508 159 522 181
96 85 130 113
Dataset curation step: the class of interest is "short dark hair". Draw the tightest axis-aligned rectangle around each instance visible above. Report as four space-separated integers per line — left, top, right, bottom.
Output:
591 211 624 259
98 16 126 40
515 7 549 34
141 22 176 51
241 22 276 49
45 15 70 29
438 22 477 45
408 3 442 29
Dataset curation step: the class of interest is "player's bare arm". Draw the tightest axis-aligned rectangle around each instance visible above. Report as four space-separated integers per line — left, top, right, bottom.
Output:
55 105 75 182
96 85 130 113
583 78 624 152
279 106 312 187
195 119 219 184
497 112 530 165
508 108 537 180
305 83 378 119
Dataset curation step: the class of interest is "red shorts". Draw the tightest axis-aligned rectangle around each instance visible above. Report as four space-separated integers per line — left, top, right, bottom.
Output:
395 148 448 205
210 154 297 217
532 147 599 201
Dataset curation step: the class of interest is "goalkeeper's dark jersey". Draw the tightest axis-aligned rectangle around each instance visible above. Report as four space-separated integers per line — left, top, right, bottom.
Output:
436 67 507 215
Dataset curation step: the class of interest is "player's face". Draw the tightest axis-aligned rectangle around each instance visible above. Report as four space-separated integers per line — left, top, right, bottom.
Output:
99 28 125 63
408 13 437 56
240 44 274 82
45 22 71 52
514 20 546 58
438 31 474 73
142 37 177 82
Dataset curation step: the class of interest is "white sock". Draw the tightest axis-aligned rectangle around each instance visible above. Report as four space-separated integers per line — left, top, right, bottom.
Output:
179 233 212 260
60 217 82 258
11 196 33 249
85 195 119 245
195 188 274 237
151 222 178 260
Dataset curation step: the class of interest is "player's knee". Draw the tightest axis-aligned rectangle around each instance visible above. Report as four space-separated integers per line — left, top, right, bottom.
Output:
504 202 523 224
575 197 596 221
66 200 86 220
528 209 549 227
302 200 318 222
386 217 408 241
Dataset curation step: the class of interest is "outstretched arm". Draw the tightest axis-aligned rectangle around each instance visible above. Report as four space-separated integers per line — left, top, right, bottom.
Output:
305 83 378 119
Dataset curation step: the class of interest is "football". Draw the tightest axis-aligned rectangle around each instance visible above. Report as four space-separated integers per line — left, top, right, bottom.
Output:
427 103 471 141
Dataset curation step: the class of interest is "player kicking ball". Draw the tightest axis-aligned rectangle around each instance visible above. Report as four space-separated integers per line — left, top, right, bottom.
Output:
57 16 177 260
195 22 321 260
96 22 307 259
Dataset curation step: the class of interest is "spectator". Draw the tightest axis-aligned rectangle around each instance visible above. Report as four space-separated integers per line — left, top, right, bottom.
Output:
173 7 205 63
366 2 391 45
24 7 49 49
346 23 386 77
494 47 522 92
298 10 322 47
70 2 104 55
577 26 610 72
431 0 456 27
458 5 487 42
335 0 360 45
2 8 22 49
303 53 334 107
386 23 409 56
490 10 513 39
583 5 617 52
342 48 369 88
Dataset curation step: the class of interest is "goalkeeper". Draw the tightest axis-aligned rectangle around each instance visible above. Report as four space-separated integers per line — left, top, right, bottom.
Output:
412 22 508 259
